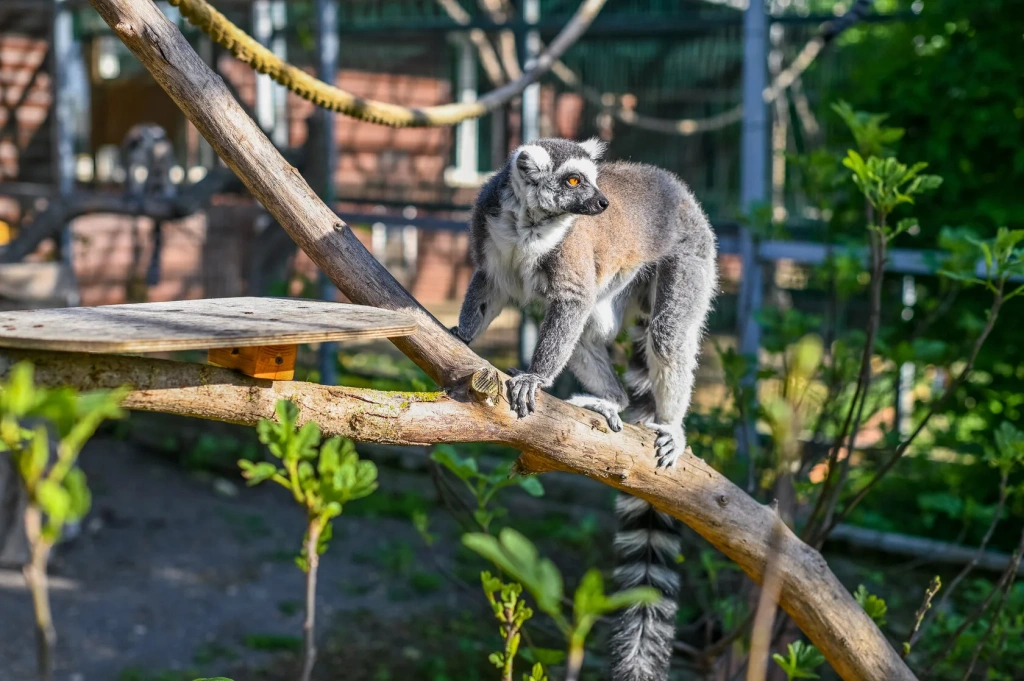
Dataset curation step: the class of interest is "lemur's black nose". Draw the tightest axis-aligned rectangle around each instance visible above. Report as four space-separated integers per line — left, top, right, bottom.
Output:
597 197 609 210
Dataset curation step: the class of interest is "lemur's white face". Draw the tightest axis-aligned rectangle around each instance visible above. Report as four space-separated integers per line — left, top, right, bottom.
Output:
510 138 609 217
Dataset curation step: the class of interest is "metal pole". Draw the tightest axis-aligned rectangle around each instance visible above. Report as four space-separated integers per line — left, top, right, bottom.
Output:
455 35 479 182
253 1 275 137
517 0 541 369
737 0 768 473
270 0 289 148
52 0 76 278
316 0 339 386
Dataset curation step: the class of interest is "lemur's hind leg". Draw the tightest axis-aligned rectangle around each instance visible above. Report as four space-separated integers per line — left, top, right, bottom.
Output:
566 336 629 432
645 246 717 468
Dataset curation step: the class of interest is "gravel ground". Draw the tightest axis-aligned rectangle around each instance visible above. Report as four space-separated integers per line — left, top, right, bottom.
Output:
0 435 465 681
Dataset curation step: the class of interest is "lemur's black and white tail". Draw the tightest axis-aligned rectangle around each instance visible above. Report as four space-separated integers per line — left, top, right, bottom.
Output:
608 321 683 681
609 494 682 681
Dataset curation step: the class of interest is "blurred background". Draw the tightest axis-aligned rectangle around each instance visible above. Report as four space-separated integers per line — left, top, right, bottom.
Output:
0 0 1022 680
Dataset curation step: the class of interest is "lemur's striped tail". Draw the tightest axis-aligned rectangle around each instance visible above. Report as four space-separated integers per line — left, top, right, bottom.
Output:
608 493 682 681
609 317 681 681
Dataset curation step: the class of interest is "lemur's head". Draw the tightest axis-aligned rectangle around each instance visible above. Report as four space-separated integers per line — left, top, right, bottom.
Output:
508 137 609 217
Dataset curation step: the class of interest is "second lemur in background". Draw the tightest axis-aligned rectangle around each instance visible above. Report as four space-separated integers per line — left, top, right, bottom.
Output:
451 137 718 681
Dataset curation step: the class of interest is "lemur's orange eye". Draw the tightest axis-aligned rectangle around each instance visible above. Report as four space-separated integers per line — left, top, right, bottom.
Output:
566 176 580 187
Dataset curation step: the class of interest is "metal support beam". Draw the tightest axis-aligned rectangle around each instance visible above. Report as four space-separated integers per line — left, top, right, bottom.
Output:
51 0 78 281
316 0 339 386
517 0 541 369
454 35 480 182
736 0 768 477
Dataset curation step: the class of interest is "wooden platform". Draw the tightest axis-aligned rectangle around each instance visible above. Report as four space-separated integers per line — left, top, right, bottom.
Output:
0 297 417 380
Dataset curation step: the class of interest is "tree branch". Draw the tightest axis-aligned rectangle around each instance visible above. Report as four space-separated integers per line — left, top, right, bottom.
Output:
7 347 914 681
65 2 916 679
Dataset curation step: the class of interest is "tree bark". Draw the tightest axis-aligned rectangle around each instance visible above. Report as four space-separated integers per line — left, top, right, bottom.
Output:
66 2 916 679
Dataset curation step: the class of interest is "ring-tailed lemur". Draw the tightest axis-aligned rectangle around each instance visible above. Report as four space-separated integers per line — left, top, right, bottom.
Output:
120 123 178 287
452 138 718 681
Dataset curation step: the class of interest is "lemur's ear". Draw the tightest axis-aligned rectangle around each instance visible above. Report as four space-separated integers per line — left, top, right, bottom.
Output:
513 144 553 183
579 137 607 161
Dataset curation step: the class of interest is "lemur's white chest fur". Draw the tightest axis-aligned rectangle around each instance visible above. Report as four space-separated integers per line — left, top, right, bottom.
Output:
482 209 576 304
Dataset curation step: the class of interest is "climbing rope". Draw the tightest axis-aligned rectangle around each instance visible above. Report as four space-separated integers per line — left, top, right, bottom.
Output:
166 0 607 128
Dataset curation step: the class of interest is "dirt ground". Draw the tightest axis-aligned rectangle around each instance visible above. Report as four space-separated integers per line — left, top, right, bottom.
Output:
0 432 491 681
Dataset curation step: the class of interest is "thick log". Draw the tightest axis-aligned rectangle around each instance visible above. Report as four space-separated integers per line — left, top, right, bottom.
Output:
74 1 916 679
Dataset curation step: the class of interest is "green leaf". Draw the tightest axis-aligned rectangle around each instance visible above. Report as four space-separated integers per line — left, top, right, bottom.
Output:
462 529 564 617
238 460 279 486
518 476 545 498
430 445 478 482
63 467 92 521
853 585 888 627
601 586 662 611
520 648 566 666
36 478 70 529
2 362 38 417
16 425 50 486
773 640 826 680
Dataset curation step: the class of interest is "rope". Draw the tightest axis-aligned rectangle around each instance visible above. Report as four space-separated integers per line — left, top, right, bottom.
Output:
167 0 607 127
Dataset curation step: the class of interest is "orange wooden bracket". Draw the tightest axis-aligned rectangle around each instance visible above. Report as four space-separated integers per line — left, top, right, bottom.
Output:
207 344 297 380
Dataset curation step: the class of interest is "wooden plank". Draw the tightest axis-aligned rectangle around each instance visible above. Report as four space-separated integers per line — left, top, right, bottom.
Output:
0 297 417 353
208 344 296 380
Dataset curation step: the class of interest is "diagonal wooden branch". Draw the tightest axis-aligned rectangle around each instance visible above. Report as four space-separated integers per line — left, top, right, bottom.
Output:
76 2 915 680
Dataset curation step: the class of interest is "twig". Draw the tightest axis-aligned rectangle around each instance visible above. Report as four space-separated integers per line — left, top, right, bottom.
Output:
902 576 940 659
746 508 787 681
299 519 322 681
816 227 888 540
804 216 884 542
824 287 1005 536
909 472 1009 650
22 506 55 681
922 527 1024 678
957 528 1024 680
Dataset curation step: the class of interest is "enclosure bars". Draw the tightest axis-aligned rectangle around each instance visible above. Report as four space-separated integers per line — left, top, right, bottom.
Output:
737 0 768 478
52 0 78 284
517 0 542 370
315 0 339 387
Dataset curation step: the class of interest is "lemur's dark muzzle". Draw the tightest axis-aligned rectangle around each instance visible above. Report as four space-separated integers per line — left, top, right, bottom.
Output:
579 191 609 215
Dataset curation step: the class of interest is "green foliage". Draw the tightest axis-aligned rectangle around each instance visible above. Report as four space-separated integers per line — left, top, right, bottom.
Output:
463 528 564 619
990 421 1024 475
244 399 378 571
938 226 1024 297
772 640 827 681
481 572 535 679
841 151 942 225
522 663 547 681
914 581 1024 679
826 1 1024 235
853 585 889 627
431 445 544 532
0 362 127 543
463 527 660 676
831 100 905 158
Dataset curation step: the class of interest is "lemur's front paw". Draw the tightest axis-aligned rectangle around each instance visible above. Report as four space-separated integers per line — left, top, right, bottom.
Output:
449 325 469 344
506 371 545 419
567 395 623 432
643 422 685 469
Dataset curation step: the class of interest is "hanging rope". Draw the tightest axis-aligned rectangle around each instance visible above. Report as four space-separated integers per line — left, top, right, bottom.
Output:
166 0 607 127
